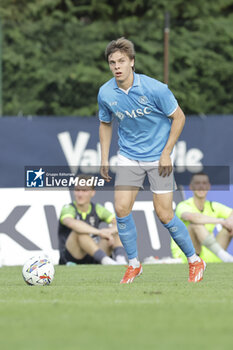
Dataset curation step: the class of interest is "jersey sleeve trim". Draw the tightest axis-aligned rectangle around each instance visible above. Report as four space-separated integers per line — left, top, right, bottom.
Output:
105 213 115 224
99 118 112 123
95 203 115 223
60 213 75 224
167 104 178 117
59 204 76 224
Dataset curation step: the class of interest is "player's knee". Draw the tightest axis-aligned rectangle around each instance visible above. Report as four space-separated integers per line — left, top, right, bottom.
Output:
115 202 131 217
67 231 80 244
156 209 173 224
78 234 91 243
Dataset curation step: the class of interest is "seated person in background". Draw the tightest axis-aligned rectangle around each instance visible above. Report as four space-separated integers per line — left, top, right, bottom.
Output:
171 172 233 263
58 177 127 265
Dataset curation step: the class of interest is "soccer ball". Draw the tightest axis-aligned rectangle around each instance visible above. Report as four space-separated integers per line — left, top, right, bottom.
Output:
22 256 55 286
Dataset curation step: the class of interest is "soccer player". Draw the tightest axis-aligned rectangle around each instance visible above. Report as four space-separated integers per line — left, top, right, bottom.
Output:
171 172 233 263
58 180 127 266
98 37 206 284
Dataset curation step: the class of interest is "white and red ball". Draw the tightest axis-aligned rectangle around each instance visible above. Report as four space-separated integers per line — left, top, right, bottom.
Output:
22 256 55 286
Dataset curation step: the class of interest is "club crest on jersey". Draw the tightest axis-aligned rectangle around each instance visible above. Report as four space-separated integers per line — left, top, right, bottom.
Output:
138 96 148 104
89 216 96 226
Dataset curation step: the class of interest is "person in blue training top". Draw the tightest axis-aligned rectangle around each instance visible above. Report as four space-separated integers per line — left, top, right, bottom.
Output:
98 37 206 284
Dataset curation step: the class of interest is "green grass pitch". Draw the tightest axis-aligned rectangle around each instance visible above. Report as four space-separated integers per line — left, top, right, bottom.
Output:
0 263 233 350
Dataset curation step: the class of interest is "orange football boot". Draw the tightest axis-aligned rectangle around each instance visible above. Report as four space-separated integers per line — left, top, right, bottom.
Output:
188 258 206 283
120 264 143 284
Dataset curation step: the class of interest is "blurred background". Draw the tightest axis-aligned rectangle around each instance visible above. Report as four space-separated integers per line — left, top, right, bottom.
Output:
0 0 233 265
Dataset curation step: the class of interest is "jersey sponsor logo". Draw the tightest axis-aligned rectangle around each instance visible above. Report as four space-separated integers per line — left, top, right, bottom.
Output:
114 107 152 120
125 107 152 118
138 96 148 104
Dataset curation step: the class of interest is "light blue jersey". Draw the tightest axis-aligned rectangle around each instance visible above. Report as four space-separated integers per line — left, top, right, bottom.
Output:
98 73 178 161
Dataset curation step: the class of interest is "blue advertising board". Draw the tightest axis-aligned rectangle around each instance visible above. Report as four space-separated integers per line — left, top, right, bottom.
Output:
0 115 232 265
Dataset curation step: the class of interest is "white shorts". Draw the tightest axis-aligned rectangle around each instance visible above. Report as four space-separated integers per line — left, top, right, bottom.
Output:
115 154 176 194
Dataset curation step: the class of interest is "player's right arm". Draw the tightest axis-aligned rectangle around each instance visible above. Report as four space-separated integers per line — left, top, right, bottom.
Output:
98 90 114 182
212 203 233 234
99 121 113 182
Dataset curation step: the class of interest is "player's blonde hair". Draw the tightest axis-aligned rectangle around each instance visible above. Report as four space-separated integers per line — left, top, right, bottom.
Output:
105 37 135 70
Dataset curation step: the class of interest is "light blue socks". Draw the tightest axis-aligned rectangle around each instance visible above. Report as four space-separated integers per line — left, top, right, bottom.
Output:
116 213 195 259
116 213 138 259
164 215 195 258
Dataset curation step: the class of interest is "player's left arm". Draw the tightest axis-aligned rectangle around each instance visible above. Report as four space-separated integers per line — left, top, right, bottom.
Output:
159 106 185 177
95 204 118 235
211 201 233 234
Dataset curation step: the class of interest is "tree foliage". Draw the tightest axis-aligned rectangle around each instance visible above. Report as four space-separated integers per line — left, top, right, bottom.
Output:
1 0 233 116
